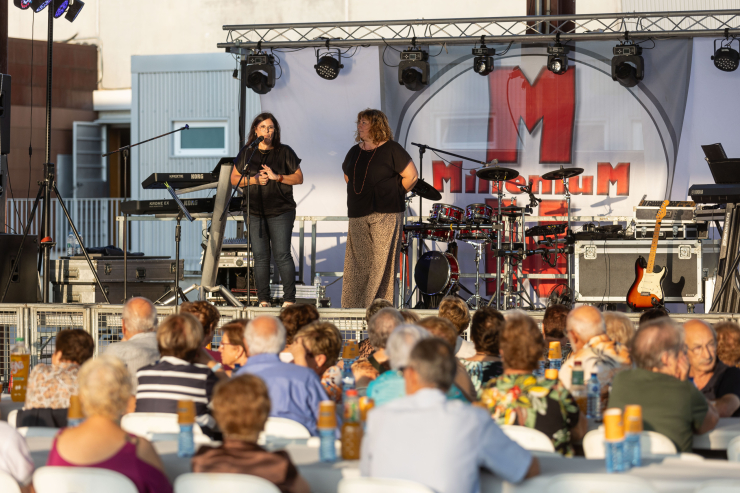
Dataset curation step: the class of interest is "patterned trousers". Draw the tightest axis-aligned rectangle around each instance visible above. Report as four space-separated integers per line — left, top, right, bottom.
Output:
341 212 403 309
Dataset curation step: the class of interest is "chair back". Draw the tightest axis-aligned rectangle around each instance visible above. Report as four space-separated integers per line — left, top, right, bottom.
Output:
261 417 311 439
338 477 436 493
582 428 677 459
727 436 740 462
0 471 21 493
33 466 138 493
499 425 556 452
7 409 17 428
546 474 658 493
16 427 60 438
696 480 740 493
174 473 280 493
121 412 203 439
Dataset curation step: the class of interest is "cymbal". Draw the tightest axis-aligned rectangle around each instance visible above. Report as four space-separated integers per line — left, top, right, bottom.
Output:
476 166 519 182
541 167 584 181
410 178 442 201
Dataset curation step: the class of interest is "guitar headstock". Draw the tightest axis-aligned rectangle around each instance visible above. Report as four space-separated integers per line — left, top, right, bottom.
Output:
656 200 670 221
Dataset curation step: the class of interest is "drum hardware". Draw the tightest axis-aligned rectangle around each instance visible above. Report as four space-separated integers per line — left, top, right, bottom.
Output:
411 178 443 201
465 242 490 309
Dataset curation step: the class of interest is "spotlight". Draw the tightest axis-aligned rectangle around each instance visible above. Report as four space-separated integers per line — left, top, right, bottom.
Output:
30 0 51 12
472 45 494 76
611 44 644 88
314 49 344 80
14 0 32 9
712 36 740 72
245 53 276 95
53 0 68 18
64 0 83 22
398 48 429 91
547 42 569 75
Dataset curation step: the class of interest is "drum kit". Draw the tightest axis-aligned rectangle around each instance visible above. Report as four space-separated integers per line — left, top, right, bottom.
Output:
401 163 585 311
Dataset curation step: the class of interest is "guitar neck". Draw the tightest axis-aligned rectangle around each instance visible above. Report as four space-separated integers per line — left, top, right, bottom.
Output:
646 215 665 273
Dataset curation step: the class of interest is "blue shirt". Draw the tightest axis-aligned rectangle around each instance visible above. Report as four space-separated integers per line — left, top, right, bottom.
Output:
234 353 329 436
367 370 468 406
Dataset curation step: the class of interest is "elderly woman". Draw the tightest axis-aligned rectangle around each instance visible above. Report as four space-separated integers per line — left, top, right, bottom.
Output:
480 314 587 456
290 321 344 402
192 374 310 493
716 321 740 368
217 319 249 375
365 307 404 374
47 356 171 493
359 298 393 358
341 109 418 308
460 306 504 393
438 295 475 358
179 300 222 367
604 311 636 347
278 303 319 362
135 313 220 433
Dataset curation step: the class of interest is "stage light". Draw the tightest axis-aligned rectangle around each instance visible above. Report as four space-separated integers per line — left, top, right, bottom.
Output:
245 53 276 95
53 0 68 18
14 0 32 10
712 37 740 72
472 45 494 76
398 48 429 91
547 43 569 75
314 50 344 80
30 0 52 12
64 0 84 22
611 44 644 88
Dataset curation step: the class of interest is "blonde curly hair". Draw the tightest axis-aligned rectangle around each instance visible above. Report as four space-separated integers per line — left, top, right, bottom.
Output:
355 109 393 144
78 355 133 420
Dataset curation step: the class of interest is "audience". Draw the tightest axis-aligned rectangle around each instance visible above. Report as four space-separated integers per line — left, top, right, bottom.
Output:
542 304 571 358
48 356 172 493
400 309 420 324
359 298 394 358
608 317 719 452
684 320 740 417
290 321 344 402
0 421 34 493
278 303 320 350
365 307 404 374
361 338 539 492
438 296 476 358
192 375 310 493
234 316 329 436
559 306 631 390
480 314 586 456
459 306 504 393
639 306 669 325
716 321 740 368
135 313 219 433
104 297 159 389
179 300 222 367
217 319 249 375
604 311 636 347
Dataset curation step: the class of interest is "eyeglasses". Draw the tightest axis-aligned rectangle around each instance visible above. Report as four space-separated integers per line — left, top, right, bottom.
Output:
688 341 717 357
257 125 275 131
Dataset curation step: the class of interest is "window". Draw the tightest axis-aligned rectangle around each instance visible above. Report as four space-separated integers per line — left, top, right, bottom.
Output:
173 120 228 157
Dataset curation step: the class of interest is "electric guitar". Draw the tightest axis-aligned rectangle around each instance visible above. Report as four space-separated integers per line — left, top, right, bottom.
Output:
627 200 669 310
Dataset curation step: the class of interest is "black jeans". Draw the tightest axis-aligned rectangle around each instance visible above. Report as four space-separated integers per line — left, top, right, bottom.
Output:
247 210 296 303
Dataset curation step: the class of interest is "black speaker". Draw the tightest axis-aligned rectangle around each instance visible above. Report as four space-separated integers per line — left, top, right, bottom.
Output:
0 74 10 155
0 233 38 302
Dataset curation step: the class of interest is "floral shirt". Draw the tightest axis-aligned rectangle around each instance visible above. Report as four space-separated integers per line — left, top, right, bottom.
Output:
460 359 503 395
24 362 80 409
559 334 632 390
480 373 581 456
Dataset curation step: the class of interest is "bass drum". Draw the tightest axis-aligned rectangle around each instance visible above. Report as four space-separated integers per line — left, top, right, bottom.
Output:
414 251 460 295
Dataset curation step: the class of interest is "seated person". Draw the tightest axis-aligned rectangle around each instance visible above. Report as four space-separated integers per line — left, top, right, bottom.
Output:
716 321 740 368
639 306 669 325
0 421 34 493
365 307 404 374
278 304 319 362
135 313 219 433
399 309 420 324
361 338 539 493
438 295 475 358
459 306 504 392
290 321 344 402
608 317 719 452
351 358 380 396
234 316 328 436
684 320 740 417
358 299 393 358
179 300 223 368
217 319 249 375
22 328 94 427
480 314 587 456
604 311 636 347
542 304 570 360
48 356 172 493
192 374 310 493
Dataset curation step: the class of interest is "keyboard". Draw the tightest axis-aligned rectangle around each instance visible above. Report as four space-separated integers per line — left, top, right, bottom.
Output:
689 183 740 204
141 172 217 190
120 197 243 215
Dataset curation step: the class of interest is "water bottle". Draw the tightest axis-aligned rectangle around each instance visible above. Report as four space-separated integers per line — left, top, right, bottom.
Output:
603 408 626 473
75 233 84 256
314 273 322 307
624 405 643 468
67 232 75 256
318 401 337 462
177 400 196 458
534 358 547 378
341 340 359 400
587 372 602 421
67 395 84 427
548 341 562 371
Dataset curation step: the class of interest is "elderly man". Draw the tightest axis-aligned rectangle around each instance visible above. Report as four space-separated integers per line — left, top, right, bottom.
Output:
366 307 404 374
609 317 719 452
234 316 329 436
685 320 740 417
362 338 539 493
104 297 159 388
559 305 631 390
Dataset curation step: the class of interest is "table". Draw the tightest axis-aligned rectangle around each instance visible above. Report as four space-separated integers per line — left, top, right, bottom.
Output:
694 418 740 450
0 393 23 421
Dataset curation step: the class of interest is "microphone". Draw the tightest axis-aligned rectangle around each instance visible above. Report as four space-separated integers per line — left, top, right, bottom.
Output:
248 136 265 148
184 124 189 130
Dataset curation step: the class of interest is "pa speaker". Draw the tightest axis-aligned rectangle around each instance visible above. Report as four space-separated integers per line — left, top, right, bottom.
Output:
0 233 38 303
0 74 9 155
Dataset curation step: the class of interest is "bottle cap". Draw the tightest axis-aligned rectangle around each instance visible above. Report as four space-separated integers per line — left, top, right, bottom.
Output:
359 396 375 422
545 369 559 380
342 340 359 360
346 389 358 397
15 337 23 342
603 408 625 441
317 400 337 429
67 394 83 420
548 341 562 360
591 372 598 378
177 400 196 424
574 361 583 368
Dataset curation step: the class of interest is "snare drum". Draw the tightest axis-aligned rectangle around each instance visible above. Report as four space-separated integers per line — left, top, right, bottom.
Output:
457 229 493 243
430 203 464 224
465 203 493 223
414 251 460 295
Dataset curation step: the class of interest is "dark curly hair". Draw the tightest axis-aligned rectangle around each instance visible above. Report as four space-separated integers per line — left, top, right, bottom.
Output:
543 304 570 339
500 314 546 371
55 329 94 365
470 306 504 355
279 303 319 345
179 301 221 345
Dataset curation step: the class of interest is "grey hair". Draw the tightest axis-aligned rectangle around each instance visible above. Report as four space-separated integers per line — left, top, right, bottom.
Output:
368 307 404 350
632 317 685 370
604 312 636 346
244 316 287 355
386 324 431 370
566 309 606 341
122 297 157 335
408 338 457 391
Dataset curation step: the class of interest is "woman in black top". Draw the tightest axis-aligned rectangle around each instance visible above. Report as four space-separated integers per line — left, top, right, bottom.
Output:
230 113 303 307
341 109 418 308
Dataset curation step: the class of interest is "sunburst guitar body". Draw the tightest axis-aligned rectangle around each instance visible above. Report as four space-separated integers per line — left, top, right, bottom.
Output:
626 200 670 311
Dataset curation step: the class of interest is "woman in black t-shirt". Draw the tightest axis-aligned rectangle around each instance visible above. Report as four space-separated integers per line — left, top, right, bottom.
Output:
230 113 303 307
341 109 418 308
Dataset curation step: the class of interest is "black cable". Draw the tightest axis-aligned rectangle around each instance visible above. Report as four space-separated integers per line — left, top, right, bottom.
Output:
381 42 400 68
429 149 480 171
635 37 656 49
427 44 446 57
26 13 35 228
496 41 514 57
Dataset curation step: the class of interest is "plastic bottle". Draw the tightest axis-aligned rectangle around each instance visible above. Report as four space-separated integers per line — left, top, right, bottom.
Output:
548 341 562 370
67 232 75 256
624 405 643 468
314 273 322 307
318 400 337 462
341 389 363 460
359 396 375 432
177 400 196 458
587 372 602 421
10 337 30 403
571 361 587 415
604 408 626 473
67 395 84 427
75 233 84 256
544 368 559 381
341 340 359 401
534 357 547 378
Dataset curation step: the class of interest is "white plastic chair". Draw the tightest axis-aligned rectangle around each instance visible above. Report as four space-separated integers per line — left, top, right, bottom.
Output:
546 474 658 493
34 466 138 493
261 417 311 439
121 412 204 439
727 435 740 462
0 471 21 493
500 425 556 452
16 426 60 438
174 473 280 493
338 477 436 493
582 428 677 459
7 409 17 428
696 480 740 493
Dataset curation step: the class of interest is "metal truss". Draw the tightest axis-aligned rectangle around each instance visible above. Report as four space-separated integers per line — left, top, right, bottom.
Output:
218 10 740 51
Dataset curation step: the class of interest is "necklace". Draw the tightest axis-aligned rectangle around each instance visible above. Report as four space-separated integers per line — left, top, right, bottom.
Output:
352 142 378 195
258 147 271 154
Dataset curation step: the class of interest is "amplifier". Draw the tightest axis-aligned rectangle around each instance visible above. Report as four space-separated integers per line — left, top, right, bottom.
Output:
52 282 174 304
574 239 715 304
